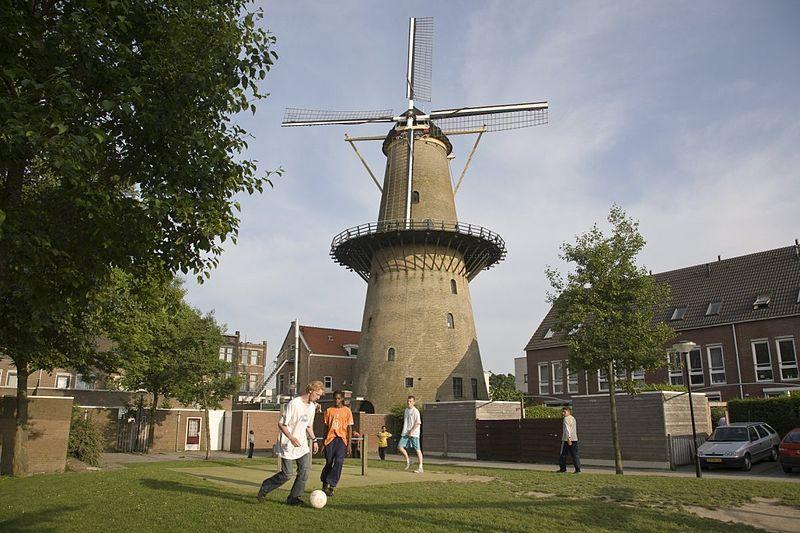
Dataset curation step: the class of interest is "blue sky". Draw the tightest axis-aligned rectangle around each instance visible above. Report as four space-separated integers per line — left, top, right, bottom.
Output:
184 1 800 376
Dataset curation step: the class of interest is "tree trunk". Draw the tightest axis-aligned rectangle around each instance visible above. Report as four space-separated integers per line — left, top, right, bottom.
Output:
203 405 211 460
607 361 623 475
11 361 30 477
147 391 159 453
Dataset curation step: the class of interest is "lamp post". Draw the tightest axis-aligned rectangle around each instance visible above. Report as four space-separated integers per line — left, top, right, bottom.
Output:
673 341 701 478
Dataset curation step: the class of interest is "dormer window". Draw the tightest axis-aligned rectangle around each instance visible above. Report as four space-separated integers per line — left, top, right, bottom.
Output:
670 307 687 321
797 288 800 304
327 335 334 341
753 295 770 309
543 328 555 339
705 301 722 316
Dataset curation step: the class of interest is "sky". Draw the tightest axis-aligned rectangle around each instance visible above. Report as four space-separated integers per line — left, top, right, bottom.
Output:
184 0 800 377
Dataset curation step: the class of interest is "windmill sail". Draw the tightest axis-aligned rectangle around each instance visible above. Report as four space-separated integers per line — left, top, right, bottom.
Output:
282 108 396 127
428 102 549 132
406 17 434 103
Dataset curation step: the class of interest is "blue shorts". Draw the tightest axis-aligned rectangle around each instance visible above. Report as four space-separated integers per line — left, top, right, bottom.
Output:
398 436 420 450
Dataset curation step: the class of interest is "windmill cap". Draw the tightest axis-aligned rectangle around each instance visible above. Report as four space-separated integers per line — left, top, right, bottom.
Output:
382 115 453 156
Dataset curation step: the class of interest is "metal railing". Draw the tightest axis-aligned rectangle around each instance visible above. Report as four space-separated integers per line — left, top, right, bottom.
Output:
331 218 505 249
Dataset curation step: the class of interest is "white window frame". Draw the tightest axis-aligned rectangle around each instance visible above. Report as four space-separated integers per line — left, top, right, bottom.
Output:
688 347 704 386
218 347 226 361
248 373 258 391
552 361 564 394
632 368 645 385
405 377 414 388
240 349 248 364
670 307 687 321
55 373 71 389
225 346 234 362
668 351 684 386
6 371 17 388
250 350 259 365
705 392 722 401
278 374 285 393
75 373 93 390
0 369 3 386
567 367 579 394
452 376 463 398
543 328 554 339
523 373 528 384
706 344 726 385
289 372 295 386
705 301 722 316
752 339 773 382
776 337 798 381
323 375 333 391
538 363 550 395
597 369 609 392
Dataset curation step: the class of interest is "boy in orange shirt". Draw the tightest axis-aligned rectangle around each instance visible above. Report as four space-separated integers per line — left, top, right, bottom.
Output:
320 390 353 496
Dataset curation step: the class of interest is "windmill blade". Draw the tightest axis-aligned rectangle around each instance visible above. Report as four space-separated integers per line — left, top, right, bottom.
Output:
428 101 548 132
282 108 396 127
406 17 434 103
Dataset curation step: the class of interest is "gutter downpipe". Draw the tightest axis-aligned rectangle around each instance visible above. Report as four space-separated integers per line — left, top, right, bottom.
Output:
294 318 299 395
731 324 744 399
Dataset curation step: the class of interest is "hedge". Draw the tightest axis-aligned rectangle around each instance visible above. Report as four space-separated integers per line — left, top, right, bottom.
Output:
524 405 563 419
728 396 800 437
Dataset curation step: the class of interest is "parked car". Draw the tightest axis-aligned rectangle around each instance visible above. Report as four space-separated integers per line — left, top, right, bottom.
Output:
697 422 780 471
778 427 800 474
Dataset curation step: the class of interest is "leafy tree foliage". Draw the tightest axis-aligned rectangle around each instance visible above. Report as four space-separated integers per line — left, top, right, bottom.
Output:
488 372 523 402
0 0 278 475
545 206 674 474
68 406 104 467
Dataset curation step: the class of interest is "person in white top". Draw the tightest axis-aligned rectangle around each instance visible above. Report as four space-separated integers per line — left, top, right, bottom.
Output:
397 395 424 473
558 406 581 473
257 381 323 505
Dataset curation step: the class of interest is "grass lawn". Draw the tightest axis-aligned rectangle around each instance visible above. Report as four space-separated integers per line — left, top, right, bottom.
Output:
1 457 798 532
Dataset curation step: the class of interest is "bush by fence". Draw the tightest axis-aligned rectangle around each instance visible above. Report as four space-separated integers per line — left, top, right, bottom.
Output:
524 405 562 419
728 396 800 437
68 407 104 466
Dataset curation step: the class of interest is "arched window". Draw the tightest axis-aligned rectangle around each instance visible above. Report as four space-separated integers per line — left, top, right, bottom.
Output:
387 347 396 361
450 279 457 294
446 313 454 329
411 190 420 204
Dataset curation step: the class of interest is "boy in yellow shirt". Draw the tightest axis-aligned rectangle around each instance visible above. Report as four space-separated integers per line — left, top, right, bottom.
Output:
376 425 392 460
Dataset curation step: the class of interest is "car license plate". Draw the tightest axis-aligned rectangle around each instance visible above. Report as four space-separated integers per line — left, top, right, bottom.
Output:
707 458 722 463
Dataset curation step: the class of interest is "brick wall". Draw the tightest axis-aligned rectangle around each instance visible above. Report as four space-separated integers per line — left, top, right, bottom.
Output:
0 396 72 475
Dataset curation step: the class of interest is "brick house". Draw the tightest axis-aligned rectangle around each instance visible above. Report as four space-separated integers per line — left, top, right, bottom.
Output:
217 331 268 401
272 322 359 398
525 244 800 404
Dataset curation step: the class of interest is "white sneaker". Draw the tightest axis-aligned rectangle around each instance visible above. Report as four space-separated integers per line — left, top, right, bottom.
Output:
413 467 424 474
404 461 412 471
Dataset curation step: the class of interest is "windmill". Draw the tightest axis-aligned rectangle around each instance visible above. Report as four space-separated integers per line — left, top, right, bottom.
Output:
282 17 548 412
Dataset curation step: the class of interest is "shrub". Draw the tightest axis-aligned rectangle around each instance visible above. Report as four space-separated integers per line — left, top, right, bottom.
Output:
636 382 687 393
728 396 800 437
524 405 562 419
68 406 104 467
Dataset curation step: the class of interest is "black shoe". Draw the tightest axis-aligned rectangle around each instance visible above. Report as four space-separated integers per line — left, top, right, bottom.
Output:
287 497 304 506
257 493 266 504
322 482 329 491
574 470 581 474
556 470 567 473
324 486 334 497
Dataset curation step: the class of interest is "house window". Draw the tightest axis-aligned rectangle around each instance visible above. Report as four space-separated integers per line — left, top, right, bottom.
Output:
289 372 295 386
471 378 479 398
538 363 550 395
249 374 259 391
56 374 71 389
327 335 334 341
567 367 579 394
278 374 284 394
6 371 18 388
668 351 684 385
452 377 463 398
240 375 249 392
324 376 333 391
450 279 457 294
411 190 420 204
250 350 259 365
688 348 704 386
523 373 528 384
226 347 234 362
706 301 722 316
446 313 454 329
776 338 798 380
367 317 372 331
405 377 414 388
75 374 94 390
705 392 722 402
350 347 358 356
753 295 770 309
240 349 248 364
552 362 564 394
632 368 645 385
387 347 396 362
597 369 609 392
752 340 773 382
707 345 726 384
543 328 554 339
670 307 687 321
218 347 226 361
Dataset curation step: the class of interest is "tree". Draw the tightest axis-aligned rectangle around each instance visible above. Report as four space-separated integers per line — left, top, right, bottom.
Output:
0 1 278 475
545 206 674 474
488 372 523 402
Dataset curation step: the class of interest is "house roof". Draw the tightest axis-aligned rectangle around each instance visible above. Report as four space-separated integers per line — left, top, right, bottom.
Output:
299 325 360 356
525 244 800 352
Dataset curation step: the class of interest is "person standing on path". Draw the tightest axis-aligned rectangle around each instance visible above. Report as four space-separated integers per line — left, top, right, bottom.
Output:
257 381 323 505
376 425 392 460
350 430 361 458
558 406 581 473
247 430 255 458
320 390 353 497
397 395 423 474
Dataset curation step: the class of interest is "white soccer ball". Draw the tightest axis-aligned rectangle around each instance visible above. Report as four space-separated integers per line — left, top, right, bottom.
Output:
309 489 327 509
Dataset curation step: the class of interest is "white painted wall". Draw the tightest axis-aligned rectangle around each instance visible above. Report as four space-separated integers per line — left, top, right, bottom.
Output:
514 356 528 393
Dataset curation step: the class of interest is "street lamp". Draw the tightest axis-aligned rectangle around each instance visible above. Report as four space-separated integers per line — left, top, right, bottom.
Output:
673 341 701 478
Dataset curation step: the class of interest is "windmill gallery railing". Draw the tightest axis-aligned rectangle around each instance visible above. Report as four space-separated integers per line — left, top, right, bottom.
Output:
330 218 507 282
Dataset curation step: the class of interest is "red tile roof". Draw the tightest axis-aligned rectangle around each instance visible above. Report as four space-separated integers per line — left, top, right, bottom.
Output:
299 326 360 356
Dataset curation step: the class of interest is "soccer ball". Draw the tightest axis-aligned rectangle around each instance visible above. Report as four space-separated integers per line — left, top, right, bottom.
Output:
309 489 327 509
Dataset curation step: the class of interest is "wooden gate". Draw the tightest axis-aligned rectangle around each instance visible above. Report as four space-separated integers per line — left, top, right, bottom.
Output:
476 418 564 463
116 409 150 452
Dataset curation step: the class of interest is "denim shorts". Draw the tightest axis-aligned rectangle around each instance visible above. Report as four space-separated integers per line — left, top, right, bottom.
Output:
398 435 420 450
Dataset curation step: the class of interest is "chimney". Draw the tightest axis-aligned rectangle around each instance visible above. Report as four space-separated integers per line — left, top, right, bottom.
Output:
706 263 711 277
717 255 721 262
795 239 799 259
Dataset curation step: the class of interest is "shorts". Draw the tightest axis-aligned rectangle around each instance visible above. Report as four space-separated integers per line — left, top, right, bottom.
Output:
398 435 420 450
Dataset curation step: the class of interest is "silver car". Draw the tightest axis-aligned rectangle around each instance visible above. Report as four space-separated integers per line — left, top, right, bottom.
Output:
697 422 781 471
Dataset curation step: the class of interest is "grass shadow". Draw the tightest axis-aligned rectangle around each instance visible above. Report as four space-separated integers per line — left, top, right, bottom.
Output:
0 505 83 532
139 478 255 504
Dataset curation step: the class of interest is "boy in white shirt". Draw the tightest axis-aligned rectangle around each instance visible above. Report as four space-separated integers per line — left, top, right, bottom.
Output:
397 395 424 474
257 381 323 505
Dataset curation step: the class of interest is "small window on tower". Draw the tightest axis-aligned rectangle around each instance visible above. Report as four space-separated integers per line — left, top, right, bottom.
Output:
387 347 396 361
670 307 687 321
405 377 414 388
706 301 722 316
446 313 454 329
450 279 458 294
368 316 372 331
411 190 420 204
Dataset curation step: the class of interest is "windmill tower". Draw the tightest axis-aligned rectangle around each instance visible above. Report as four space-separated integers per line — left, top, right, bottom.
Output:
282 17 548 412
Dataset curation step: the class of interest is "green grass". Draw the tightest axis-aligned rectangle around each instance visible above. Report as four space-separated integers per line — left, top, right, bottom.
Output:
0 457 797 532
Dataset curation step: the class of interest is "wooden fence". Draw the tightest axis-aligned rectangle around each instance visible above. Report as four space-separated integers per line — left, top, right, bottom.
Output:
476 418 564 463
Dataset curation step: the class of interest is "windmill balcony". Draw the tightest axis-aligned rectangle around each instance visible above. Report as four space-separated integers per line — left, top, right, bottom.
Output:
330 218 506 281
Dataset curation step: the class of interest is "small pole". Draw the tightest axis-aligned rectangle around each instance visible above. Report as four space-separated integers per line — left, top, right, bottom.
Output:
443 433 448 458
361 436 367 476
684 350 702 479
